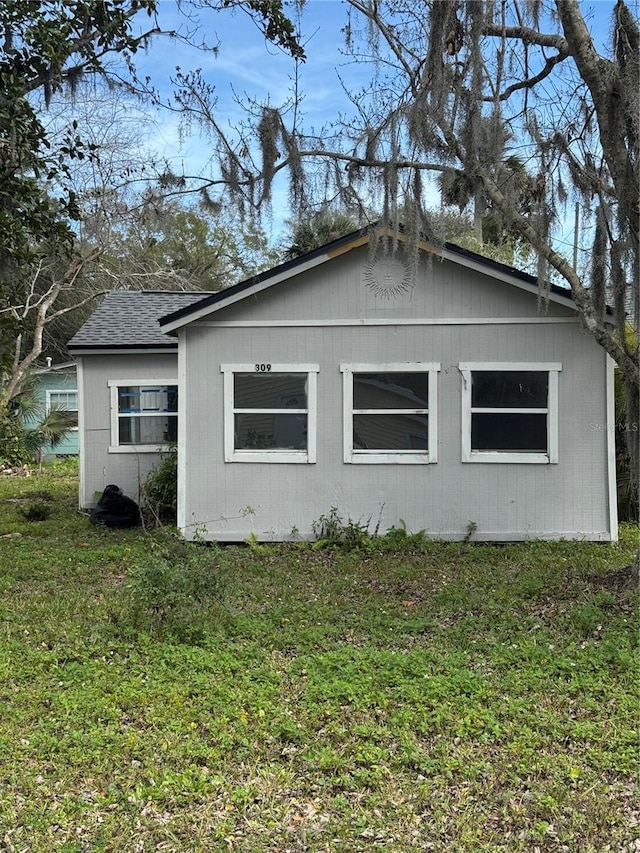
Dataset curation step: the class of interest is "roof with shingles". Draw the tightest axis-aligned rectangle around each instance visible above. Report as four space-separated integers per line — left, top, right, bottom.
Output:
67 291 213 351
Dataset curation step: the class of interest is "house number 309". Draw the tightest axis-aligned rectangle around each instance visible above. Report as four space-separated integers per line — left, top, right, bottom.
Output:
255 363 272 372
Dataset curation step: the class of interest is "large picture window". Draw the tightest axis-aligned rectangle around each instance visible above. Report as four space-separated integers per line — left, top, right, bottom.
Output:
221 364 318 463
109 380 177 452
340 363 440 464
460 362 561 463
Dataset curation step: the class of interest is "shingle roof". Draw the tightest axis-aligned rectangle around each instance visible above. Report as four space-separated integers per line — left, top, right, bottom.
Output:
67 291 212 351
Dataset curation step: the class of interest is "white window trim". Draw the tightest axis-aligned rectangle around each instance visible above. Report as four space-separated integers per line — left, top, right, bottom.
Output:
340 363 440 464
221 364 319 464
45 389 79 431
108 379 178 454
459 362 561 464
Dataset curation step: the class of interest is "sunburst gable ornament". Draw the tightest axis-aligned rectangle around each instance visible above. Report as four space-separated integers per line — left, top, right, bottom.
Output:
363 256 413 298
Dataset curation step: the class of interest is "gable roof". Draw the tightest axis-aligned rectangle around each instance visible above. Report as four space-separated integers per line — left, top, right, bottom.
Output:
67 291 213 352
159 226 577 333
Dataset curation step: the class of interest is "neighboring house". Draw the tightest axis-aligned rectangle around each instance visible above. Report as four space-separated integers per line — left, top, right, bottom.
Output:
67 291 211 506
31 361 79 459
70 228 618 541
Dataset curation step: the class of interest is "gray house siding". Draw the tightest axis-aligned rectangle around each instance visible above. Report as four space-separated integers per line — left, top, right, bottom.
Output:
194 249 577 324
77 352 178 507
176 247 613 542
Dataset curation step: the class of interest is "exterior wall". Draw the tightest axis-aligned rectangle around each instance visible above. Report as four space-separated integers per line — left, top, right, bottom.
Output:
77 352 178 507
178 248 614 542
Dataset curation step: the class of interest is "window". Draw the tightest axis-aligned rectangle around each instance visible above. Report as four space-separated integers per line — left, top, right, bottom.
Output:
340 363 440 463
109 380 177 452
460 362 561 463
46 390 78 428
222 364 318 463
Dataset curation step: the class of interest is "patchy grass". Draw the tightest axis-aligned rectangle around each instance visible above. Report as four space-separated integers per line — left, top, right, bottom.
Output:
0 462 638 852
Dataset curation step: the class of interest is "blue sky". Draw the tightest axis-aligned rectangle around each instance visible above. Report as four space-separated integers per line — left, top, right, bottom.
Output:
124 0 621 247
136 0 617 146
134 3 362 162
125 1 367 238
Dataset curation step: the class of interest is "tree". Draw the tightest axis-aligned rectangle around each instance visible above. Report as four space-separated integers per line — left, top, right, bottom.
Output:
0 0 302 426
92 193 279 291
0 0 161 282
174 0 639 496
0 0 161 424
0 0 302 281
0 250 101 406
282 206 366 258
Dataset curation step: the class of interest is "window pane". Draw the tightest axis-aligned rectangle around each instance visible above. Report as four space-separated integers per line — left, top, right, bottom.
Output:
49 391 78 410
48 392 78 426
353 414 428 450
118 386 177 413
471 413 547 452
234 374 307 409
119 415 178 445
353 373 428 409
235 413 307 450
471 372 548 408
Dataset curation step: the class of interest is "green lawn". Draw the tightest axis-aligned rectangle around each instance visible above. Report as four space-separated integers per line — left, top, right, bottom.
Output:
0 462 637 852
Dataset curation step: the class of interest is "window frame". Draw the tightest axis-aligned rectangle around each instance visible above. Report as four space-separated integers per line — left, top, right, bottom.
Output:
46 389 79 430
340 362 440 464
221 363 319 463
108 379 178 454
459 362 561 464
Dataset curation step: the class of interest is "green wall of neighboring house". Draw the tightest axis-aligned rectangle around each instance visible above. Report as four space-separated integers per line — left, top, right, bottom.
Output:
29 364 79 458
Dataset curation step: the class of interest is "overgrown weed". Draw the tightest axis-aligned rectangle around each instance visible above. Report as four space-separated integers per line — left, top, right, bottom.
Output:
310 507 435 552
117 531 225 643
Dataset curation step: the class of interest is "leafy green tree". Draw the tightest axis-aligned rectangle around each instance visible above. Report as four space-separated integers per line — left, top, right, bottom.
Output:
282 207 365 258
96 194 279 291
0 0 161 429
0 0 300 288
0 0 301 432
40 196 279 362
0 1 161 283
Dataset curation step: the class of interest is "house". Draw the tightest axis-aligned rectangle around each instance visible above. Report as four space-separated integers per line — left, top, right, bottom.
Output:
69 228 618 541
30 360 79 459
67 291 211 506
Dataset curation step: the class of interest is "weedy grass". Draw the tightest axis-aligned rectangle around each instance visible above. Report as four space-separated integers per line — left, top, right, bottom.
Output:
0 462 638 852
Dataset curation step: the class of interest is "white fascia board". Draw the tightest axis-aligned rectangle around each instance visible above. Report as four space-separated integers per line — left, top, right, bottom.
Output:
199 317 579 328
160 251 336 334
177 329 187 534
